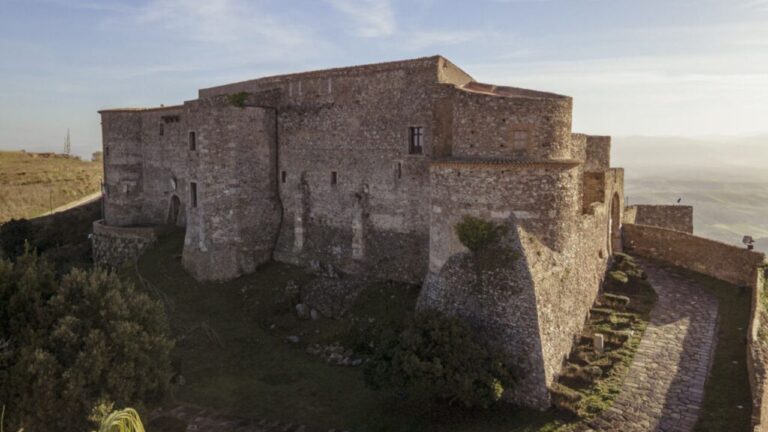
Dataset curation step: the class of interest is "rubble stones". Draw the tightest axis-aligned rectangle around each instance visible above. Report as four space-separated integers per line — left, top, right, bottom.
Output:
305 343 362 367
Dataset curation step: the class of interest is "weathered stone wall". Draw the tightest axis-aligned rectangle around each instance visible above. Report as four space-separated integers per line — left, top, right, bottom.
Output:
450 90 575 161
584 136 611 172
100 111 144 227
622 223 761 286
623 205 693 233
267 58 438 283
419 160 624 408
100 106 190 228
748 268 768 432
137 107 189 226
91 219 158 267
182 98 281 281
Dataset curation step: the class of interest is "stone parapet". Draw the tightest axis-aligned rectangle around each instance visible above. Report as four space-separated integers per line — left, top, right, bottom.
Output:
623 205 693 234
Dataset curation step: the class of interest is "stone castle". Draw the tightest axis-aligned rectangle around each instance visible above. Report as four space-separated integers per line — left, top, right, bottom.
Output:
93 56 694 409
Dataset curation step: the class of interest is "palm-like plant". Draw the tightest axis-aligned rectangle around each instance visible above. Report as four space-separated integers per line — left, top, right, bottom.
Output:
96 408 145 432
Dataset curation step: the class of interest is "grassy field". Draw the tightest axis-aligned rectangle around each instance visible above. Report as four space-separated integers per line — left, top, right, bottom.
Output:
0 151 102 222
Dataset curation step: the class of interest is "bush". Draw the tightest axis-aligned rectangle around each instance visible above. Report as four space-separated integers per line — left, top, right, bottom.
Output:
0 251 173 432
454 216 507 253
363 310 515 408
0 218 37 259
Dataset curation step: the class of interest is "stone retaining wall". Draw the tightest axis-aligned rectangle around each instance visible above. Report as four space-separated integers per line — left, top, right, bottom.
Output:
92 220 159 268
622 223 768 431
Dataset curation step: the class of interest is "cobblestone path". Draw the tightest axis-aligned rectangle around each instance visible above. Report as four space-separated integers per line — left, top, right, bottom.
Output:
584 260 719 432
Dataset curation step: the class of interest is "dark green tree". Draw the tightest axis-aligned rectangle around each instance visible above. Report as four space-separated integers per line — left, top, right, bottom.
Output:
0 251 173 432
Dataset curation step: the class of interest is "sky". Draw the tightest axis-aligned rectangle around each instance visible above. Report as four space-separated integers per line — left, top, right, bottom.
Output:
1 0 767 157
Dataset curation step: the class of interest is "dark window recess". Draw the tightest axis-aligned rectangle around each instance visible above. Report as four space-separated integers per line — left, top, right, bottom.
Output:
331 171 338 185
159 123 164 136
281 171 287 183
409 127 423 154
396 162 402 179
189 131 196 151
190 182 198 208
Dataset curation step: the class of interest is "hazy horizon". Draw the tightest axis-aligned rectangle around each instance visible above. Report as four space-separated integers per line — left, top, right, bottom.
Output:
2 0 768 157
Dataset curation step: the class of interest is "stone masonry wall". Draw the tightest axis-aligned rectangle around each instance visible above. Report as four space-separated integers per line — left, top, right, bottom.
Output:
420 161 623 408
623 205 693 234
100 111 144 227
622 223 761 286
182 98 281 281
92 219 158 268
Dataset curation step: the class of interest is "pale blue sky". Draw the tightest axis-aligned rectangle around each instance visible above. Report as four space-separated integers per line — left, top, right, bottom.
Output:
1 0 767 157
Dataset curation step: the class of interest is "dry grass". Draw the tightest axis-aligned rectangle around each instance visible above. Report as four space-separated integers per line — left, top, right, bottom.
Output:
0 151 102 222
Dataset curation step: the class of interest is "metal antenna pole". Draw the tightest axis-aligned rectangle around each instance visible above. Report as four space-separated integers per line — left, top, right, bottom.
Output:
64 128 71 155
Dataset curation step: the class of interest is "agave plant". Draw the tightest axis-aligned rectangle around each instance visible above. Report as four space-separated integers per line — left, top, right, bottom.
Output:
97 408 145 432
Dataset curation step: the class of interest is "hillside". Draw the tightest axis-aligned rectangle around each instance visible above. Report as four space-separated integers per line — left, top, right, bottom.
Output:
0 151 103 223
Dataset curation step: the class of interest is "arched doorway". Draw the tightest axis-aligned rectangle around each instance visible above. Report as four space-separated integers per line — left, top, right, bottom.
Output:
167 195 181 225
608 192 622 254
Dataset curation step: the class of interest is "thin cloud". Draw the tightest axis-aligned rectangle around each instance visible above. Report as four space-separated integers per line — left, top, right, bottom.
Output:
325 0 396 38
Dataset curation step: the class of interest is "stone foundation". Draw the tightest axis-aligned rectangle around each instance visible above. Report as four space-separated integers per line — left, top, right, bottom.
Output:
92 220 159 268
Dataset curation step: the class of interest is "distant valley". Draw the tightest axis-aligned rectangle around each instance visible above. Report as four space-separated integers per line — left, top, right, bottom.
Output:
613 135 768 253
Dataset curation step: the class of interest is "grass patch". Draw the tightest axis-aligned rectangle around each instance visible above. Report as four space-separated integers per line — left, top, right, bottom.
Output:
126 232 572 432
0 151 102 223
552 254 657 418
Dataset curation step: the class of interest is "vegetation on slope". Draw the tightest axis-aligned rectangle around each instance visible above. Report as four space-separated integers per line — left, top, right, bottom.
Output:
551 253 657 418
0 151 102 222
128 231 568 432
0 199 101 273
0 251 172 432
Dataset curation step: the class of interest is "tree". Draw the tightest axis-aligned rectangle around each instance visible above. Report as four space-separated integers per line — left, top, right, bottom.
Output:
0 251 173 432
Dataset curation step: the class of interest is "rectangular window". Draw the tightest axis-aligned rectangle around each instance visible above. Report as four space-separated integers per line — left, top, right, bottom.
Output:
512 130 529 152
190 182 197 208
189 131 196 151
281 171 287 183
331 171 338 185
159 123 164 136
397 162 402 179
409 127 423 154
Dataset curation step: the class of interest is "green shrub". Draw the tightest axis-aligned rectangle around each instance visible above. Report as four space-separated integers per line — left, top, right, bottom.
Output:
363 310 515 408
0 251 173 432
454 216 507 253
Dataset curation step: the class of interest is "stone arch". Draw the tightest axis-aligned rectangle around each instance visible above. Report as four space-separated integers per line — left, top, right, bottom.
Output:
608 192 622 254
167 195 181 226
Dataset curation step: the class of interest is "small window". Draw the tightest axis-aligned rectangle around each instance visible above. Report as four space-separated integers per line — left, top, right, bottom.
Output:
189 131 196 151
331 171 338 185
396 162 402 179
190 182 197 208
159 123 164 136
281 171 287 183
512 130 529 152
409 127 423 154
